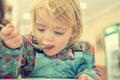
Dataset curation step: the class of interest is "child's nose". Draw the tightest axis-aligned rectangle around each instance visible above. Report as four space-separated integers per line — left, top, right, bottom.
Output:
42 40 53 46
42 33 54 44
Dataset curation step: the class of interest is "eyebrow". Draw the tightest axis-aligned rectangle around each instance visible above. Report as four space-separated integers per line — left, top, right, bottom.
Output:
54 27 65 30
53 25 67 30
36 23 66 30
36 23 46 28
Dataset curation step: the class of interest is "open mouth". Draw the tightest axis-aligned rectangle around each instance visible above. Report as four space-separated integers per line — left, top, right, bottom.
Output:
45 45 54 50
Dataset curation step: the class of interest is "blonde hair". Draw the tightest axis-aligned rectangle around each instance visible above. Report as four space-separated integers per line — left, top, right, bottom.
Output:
31 0 83 49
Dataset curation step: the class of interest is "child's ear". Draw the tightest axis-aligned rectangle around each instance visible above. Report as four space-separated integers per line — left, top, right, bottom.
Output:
71 29 77 39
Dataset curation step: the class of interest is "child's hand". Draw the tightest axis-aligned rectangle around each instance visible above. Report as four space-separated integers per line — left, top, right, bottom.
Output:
0 24 22 49
79 74 93 80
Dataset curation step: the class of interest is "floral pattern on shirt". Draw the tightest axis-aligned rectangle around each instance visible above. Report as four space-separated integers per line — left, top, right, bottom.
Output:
0 34 101 79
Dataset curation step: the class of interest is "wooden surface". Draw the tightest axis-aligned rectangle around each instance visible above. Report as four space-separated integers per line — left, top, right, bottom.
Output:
96 65 107 80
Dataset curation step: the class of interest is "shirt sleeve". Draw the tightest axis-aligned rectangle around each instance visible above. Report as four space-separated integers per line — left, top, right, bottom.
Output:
0 34 35 78
0 36 23 78
20 35 35 78
74 41 101 80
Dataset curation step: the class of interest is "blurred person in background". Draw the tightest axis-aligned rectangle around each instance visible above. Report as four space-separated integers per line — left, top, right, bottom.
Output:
0 0 5 25
0 0 11 30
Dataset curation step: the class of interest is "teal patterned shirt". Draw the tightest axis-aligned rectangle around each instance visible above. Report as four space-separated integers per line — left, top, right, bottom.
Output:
0 34 101 79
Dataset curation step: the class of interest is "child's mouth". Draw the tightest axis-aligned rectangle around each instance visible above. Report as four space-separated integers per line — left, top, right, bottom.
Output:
45 45 54 50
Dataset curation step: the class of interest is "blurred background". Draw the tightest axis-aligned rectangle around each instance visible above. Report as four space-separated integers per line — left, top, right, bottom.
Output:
4 0 120 80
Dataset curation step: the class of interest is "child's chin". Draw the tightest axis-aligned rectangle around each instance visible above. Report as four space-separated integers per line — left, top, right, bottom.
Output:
44 52 57 56
43 50 58 56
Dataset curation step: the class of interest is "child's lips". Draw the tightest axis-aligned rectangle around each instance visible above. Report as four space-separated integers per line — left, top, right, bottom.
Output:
45 45 54 50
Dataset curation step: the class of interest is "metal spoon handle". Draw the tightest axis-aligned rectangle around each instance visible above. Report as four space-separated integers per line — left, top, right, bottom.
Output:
0 24 5 29
0 24 51 50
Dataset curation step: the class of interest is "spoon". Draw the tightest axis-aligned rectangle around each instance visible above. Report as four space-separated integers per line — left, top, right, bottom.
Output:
0 24 53 50
0 24 4 29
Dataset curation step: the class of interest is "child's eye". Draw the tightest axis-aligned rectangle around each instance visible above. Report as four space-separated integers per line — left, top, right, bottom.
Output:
55 31 64 35
38 29 45 32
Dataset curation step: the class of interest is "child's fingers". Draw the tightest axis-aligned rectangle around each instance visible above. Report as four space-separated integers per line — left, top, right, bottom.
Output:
79 74 93 80
87 77 93 80
1 24 14 36
0 24 22 49
3 28 20 40
4 35 22 49
79 75 87 80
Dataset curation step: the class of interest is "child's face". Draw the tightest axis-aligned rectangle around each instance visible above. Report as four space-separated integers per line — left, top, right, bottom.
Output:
35 9 75 56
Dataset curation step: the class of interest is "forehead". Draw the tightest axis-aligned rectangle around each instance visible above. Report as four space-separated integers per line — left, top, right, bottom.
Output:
35 8 73 28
